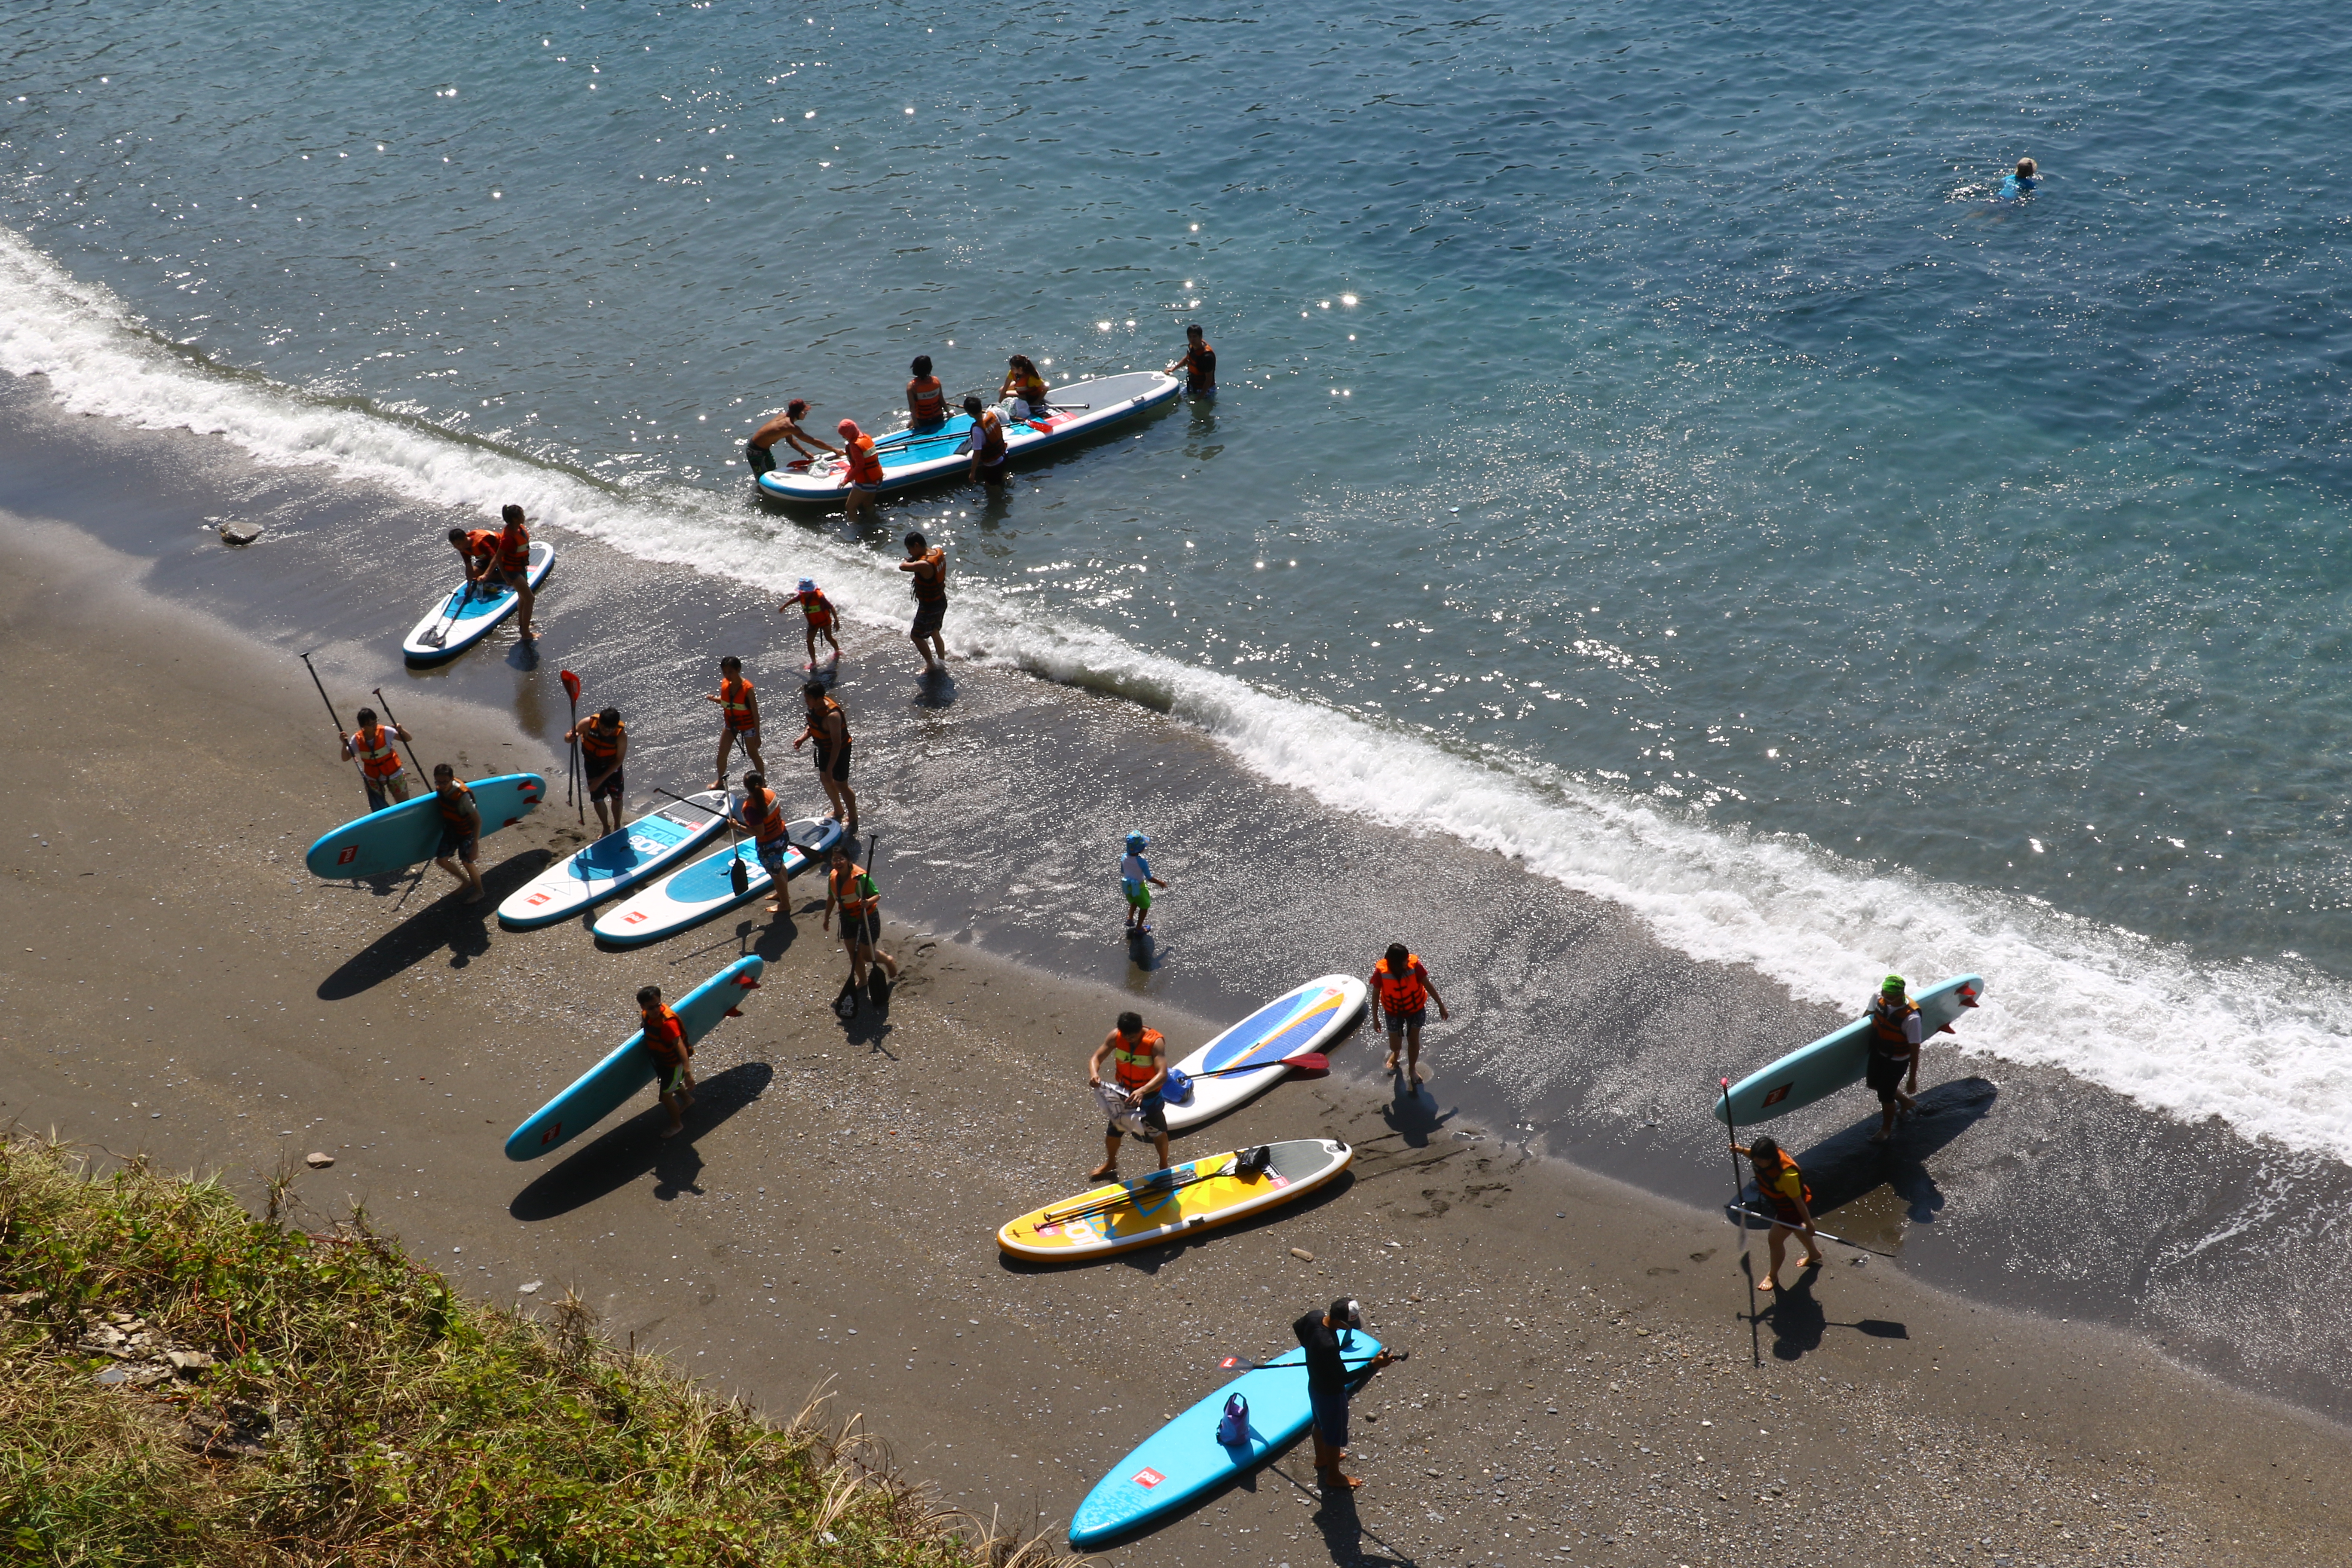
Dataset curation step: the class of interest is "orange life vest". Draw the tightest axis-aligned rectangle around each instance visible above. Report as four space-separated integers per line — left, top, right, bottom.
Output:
435 781 478 829
1373 953 1428 1014
578 718 624 764
1752 1147 1813 1219
1010 369 1047 404
909 546 946 603
830 861 878 918
1182 339 1215 383
843 434 885 487
349 723 404 781
974 407 1007 464
719 676 756 731
909 380 945 423
796 589 836 628
806 694 852 748
738 786 789 844
642 1004 689 1067
459 528 500 564
495 519 530 573
1867 994 1920 1050
1111 1027 1165 1093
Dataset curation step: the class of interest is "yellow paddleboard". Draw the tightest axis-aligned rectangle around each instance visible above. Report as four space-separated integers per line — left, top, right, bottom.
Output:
996 1138 1352 1262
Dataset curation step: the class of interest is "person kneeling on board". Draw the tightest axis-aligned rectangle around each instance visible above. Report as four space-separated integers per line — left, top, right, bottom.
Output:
343 706 413 814
1294 1297 1403 1494
447 525 502 601
638 984 697 1139
1370 943 1449 1089
823 840 898 994
793 681 857 837
1865 973 1923 1142
1086 1011 1171 1180
567 706 628 836
732 771 795 918
997 353 1050 421
429 763 485 903
1732 1134 1826 1292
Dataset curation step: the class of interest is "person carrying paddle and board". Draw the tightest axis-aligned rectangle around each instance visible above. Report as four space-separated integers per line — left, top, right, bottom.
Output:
997 354 1050 421
793 681 858 837
1865 974 1924 1142
1119 831 1168 937
898 530 949 674
1731 1134 1827 1291
707 656 766 788
342 707 414 814
746 398 840 477
566 707 628 836
822 840 898 995
637 983 699 1138
1295 1297 1401 1493
962 395 1009 491
1370 944 1449 1089
836 419 885 523
906 354 948 432
488 505 539 642
1087 1011 1173 1180
429 763 486 903
729 772 796 918
781 578 843 667
1167 324 1216 397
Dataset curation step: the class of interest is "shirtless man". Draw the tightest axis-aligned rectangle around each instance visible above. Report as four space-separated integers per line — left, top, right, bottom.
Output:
745 399 840 476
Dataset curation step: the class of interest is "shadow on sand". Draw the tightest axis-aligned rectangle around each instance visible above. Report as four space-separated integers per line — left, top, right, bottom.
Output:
316 850 552 998
507 1061 775 1220
995 1169 1358 1280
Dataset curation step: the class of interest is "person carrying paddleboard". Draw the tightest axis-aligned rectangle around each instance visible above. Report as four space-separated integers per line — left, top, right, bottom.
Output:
1087 1011 1172 1180
707 656 766 788
997 354 1049 421
746 398 840 476
1167 324 1216 396
822 841 898 994
429 763 486 903
1119 831 1168 936
1294 1297 1401 1493
1865 973 1924 1142
1731 1134 1827 1291
637 983 698 1138
732 771 796 917
899 530 949 674
836 419 884 523
962 395 1009 491
781 578 843 666
342 706 414 814
794 681 857 837
567 707 628 836
905 354 948 432
490 504 538 642
1370 944 1449 1089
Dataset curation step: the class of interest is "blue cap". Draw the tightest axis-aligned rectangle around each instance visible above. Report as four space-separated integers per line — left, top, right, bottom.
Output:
797 578 817 593
1125 831 1147 848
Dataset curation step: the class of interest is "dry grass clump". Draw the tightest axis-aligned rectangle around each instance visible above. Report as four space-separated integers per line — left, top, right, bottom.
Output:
0 1133 1077 1567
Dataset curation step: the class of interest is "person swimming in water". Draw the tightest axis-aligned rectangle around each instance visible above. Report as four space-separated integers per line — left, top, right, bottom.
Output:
1999 156 2038 199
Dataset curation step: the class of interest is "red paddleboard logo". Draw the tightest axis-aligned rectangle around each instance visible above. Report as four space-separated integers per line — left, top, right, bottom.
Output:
624 911 646 925
527 891 551 906
336 846 358 866
1761 1084 1793 1108
1133 1469 1164 1489
539 1121 562 1145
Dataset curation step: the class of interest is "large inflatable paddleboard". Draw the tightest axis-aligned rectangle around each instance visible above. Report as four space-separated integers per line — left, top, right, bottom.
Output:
504 955 764 1160
495 790 729 930
1162 975 1366 1133
303 773 546 881
1069 1328 1385 1548
996 1138 1351 1263
1715 974 1987 1127
402 541 555 665
589 817 843 947
754 372 1179 504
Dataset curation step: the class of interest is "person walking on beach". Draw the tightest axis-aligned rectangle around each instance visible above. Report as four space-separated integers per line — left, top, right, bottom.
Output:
732 771 795 917
637 983 698 1138
823 840 898 994
1865 974 1923 1142
899 530 949 674
491 504 538 641
746 399 840 476
1732 1134 1826 1292
566 706 628 836
1294 1298 1401 1493
962 395 1009 491
1087 1011 1171 1180
794 680 857 836
1167 324 1216 396
906 355 948 431
782 578 843 667
708 656 766 788
1370 944 1449 1089
429 763 485 903
342 706 414 814
837 420 885 523
1119 831 1168 936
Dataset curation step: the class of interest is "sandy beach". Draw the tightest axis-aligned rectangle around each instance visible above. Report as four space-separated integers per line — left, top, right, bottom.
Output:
6 444 2352 1565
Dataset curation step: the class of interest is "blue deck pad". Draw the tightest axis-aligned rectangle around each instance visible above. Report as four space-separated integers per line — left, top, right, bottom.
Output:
1200 989 1320 1072
570 812 694 879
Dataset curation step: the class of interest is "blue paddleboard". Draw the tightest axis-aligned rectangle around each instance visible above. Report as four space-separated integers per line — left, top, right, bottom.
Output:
589 816 843 947
402 541 555 665
504 954 765 1160
1714 973 1987 1127
303 772 546 882
494 789 729 930
1069 1329 1384 1548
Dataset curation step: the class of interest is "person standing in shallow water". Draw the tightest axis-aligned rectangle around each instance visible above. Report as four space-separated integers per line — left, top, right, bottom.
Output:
745 399 839 476
1167 323 1216 395
899 530 949 674
1369 943 1448 1089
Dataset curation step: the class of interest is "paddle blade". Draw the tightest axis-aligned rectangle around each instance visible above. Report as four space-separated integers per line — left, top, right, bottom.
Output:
559 668 582 703
729 854 750 896
1281 1051 1330 1076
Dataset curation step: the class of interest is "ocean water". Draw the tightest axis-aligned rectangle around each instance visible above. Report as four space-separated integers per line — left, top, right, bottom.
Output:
5 0 2351 1161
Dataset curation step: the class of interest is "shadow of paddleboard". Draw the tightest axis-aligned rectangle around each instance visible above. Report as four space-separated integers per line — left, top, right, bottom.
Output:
1732 1076 1999 1233
506 1061 774 1220
315 850 551 998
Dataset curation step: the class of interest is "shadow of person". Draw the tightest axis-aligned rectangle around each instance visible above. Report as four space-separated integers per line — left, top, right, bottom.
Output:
1378 1083 1456 1150
1792 1076 1999 1219
913 668 958 709
1763 1266 1828 1361
1310 1479 1419 1568
506 1061 775 1221
316 851 548 998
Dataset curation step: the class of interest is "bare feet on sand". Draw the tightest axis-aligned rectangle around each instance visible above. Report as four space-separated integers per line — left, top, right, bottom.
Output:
1383 1052 1399 1073
1320 1472 1363 1491
1086 1163 1118 1182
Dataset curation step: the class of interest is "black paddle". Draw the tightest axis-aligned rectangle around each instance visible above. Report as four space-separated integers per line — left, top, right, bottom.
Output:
1215 1349 1403 1373
1721 1077 1760 1366
418 576 476 650
300 652 374 808
1042 1154 1241 1225
368 688 427 781
861 832 890 1006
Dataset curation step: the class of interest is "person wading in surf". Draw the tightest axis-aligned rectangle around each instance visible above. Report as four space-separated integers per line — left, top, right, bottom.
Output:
1167 323 1216 395
429 763 485 903
836 419 885 523
822 840 898 995
707 655 766 788
1087 1011 1171 1180
1731 1134 1826 1291
1370 943 1449 1089
899 530 949 674
781 578 843 666
746 399 841 476
962 395 1009 491
566 706 628 836
342 706 414 814
1864 973 1923 1142
489 504 537 641
793 680 857 836
637 984 697 1138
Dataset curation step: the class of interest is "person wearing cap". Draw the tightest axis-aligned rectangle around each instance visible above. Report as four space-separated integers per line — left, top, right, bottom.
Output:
341 706 414 814
794 680 857 837
746 398 839 476
780 578 843 667
899 530 949 674
1119 831 1169 937
1087 1011 1170 1180
1292 1298 1401 1492
565 706 629 836
1863 974 1923 1142
836 419 885 521
962 395 1009 490
637 984 698 1138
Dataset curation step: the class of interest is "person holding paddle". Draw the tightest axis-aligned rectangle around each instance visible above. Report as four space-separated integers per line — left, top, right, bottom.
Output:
1087 1011 1172 1180
794 680 857 837
899 530 949 674
822 840 897 995
745 398 839 477
707 655 766 788
731 771 795 917
1294 1297 1401 1493
637 984 698 1139
341 706 414 814
1731 1134 1827 1291
429 763 485 903
566 706 628 835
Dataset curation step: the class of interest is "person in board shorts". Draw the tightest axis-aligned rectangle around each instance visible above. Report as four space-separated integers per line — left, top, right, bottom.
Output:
905 355 947 431
1294 1297 1402 1493
962 395 1008 490
1119 830 1168 936
1732 1134 1827 1292
637 984 698 1138
1369 943 1449 1089
745 398 839 476
1167 323 1216 396
1087 1011 1171 1180
836 419 884 523
1864 974 1923 1142
567 706 628 836
822 840 898 996
899 530 948 674
732 771 796 917
490 504 537 641
342 706 414 814
429 763 485 903
793 680 857 837
707 655 766 789
781 578 843 666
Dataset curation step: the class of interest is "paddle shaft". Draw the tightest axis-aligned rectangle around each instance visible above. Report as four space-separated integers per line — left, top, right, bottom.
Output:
1043 1157 1236 1224
300 653 373 804
1217 1350 1394 1373
567 689 582 823
1191 1050 1326 1081
1727 1206 1896 1259
648 784 726 819
367 688 428 781
1721 1077 1761 1368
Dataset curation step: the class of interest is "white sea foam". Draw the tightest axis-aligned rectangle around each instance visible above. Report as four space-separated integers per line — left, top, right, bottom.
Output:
4 225 2348 1165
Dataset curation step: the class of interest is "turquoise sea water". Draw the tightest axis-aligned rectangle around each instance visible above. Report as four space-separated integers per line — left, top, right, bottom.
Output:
6 1 2351 1155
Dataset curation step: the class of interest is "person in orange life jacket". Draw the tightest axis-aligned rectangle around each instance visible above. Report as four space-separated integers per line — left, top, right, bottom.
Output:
997 354 1049 421
707 655 766 789
1167 324 1216 395
836 419 884 523
565 706 629 835
1864 973 1923 1142
341 706 414 814
488 504 537 640
1730 1134 1826 1291
429 762 485 903
962 395 1009 490
730 771 796 916
822 840 898 993
899 530 949 674
779 577 843 666
1294 1297 1402 1494
446 525 502 601
905 355 948 432
793 680 857 836
746 398 840 476
1369 943 1449 1089
1086 1010 1171 1180
636 983 698 1138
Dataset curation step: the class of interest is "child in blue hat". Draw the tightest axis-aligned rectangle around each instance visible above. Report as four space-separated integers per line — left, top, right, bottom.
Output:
1120 831 1170 936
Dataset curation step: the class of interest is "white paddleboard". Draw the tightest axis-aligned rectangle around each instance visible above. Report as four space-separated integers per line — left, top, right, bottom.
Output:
495 790 730 931
590 817 843 947
1161 975 1368 1133
403 540 555 665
